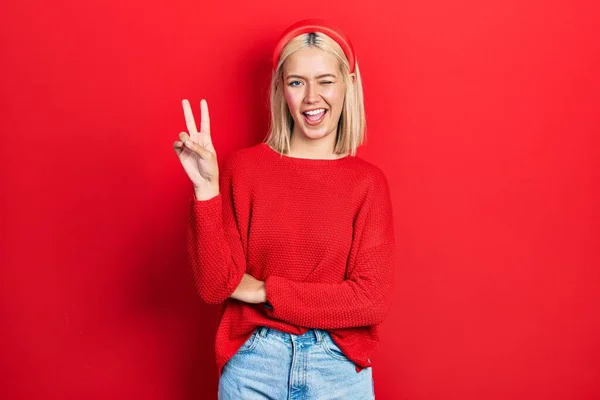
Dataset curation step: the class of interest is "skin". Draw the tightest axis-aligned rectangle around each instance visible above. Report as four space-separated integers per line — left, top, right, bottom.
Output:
173 47 355 305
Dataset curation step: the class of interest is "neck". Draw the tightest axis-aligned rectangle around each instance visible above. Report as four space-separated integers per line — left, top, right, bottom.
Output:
288 128 346 160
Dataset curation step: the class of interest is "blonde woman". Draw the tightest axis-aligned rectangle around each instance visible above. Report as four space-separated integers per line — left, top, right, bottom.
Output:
174 19 396 399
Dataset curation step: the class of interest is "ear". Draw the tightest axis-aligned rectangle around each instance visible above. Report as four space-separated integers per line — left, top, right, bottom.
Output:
349 73 356 84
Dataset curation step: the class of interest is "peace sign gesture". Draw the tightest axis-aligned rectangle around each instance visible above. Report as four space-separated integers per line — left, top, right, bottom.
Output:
173 99 220 200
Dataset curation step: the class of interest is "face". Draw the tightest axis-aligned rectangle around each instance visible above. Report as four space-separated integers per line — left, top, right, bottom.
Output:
282 47 348 143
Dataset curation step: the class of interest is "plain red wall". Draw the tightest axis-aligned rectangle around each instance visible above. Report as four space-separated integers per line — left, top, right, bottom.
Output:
2 0 599 399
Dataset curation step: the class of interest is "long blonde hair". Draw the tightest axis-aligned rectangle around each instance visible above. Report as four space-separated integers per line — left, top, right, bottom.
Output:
264 32 366 157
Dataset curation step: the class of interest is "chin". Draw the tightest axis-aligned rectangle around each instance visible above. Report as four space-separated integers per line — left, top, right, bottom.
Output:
300 126 332 140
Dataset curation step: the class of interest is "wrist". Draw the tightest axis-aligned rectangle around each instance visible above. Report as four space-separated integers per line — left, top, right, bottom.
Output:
259 282 266 303
194 184 219 201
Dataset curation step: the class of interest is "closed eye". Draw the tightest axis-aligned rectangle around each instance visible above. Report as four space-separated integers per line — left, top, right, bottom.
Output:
288 80 334 86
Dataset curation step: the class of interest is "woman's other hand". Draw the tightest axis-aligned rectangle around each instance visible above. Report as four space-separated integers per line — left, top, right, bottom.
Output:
173 99 219 200
230 274 267 304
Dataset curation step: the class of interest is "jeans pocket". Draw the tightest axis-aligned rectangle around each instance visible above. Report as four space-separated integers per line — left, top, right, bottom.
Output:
320 334 352 362
237 330 260 354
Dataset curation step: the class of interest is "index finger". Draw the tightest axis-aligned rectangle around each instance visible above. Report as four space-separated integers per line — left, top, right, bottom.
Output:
200 99 210 136
182 99 198 135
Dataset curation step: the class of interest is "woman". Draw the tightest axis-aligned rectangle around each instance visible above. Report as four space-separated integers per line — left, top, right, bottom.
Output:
173 19 395 399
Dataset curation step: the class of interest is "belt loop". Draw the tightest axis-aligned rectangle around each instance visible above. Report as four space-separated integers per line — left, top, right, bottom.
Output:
314 329 323 344
258 326 268 338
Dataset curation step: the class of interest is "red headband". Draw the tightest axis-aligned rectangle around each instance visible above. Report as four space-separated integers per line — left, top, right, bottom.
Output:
272 19 356 73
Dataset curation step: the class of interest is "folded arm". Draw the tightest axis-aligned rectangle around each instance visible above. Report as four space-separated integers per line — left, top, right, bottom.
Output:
264 243 395 329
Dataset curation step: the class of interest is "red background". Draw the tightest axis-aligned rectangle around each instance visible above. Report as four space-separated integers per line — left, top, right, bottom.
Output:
1 0 599 399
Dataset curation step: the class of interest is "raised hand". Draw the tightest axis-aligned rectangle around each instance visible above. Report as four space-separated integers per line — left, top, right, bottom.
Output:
173 99 219 200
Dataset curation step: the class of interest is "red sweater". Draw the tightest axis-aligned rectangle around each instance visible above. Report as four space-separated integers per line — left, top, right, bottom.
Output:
187 142 396 377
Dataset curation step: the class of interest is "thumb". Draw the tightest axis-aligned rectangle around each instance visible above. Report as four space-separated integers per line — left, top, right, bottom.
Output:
185 139 212 161
173 140 184 156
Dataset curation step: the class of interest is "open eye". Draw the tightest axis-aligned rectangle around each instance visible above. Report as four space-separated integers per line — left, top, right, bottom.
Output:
288 80 302 87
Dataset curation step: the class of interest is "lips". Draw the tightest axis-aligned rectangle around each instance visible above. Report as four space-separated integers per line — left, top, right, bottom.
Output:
302 108 328 125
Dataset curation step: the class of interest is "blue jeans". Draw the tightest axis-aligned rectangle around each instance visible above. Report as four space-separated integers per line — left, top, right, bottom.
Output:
218 326 375 399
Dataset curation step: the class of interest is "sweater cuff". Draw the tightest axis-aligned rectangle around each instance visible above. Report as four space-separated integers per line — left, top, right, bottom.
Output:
189 193 223 241
264 275 288 317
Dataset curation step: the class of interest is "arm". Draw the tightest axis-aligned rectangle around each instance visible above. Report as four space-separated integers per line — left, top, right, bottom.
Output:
187 155 247 304
263 171 396 329
264 244 395 328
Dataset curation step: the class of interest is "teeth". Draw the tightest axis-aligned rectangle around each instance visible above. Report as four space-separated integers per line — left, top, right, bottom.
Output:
304 109 325 116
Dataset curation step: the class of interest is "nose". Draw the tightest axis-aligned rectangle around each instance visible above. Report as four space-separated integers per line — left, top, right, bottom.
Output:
303 82 320 104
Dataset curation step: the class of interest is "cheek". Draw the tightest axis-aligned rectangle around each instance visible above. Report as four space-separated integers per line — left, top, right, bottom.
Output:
323 85 344 99
324 89 346 110
283 89 301 111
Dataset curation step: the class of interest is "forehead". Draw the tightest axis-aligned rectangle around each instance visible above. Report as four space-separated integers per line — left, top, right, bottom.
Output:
283 47 340 77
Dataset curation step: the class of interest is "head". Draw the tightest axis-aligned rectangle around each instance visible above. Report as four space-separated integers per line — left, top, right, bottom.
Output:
265 25 366 156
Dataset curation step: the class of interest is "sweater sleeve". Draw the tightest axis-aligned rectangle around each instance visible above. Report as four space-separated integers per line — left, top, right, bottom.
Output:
264 170 396 329
186 155 247 304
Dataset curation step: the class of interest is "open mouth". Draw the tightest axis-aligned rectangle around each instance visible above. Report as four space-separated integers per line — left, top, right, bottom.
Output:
302 108 328 125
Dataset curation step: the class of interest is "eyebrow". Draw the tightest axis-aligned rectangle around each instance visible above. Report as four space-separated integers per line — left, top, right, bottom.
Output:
285 73 337 80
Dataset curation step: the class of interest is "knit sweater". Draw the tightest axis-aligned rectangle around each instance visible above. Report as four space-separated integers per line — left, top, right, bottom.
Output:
187 142 396 377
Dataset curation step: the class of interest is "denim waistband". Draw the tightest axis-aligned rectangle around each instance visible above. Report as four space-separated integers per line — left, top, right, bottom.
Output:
256 326 325 345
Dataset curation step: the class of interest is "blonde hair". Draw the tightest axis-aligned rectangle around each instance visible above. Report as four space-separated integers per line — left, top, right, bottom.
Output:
264 32 366 157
